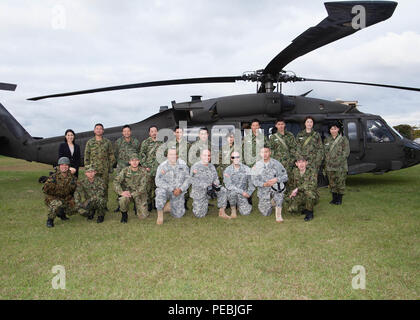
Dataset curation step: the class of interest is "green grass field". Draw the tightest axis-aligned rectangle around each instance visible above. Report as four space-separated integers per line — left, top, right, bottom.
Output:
0 155 419 299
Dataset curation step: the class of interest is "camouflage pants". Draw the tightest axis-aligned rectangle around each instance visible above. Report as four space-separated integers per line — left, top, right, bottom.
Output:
227 190 252 215
77 198 106 217
191 187 227 218
96 170 110 203
46 199 77 220
155 188 186 218
257 190 284 216
327 170 347 194
216 165 228 185
286 190 319 213
146 173 156 205
119 194 148 218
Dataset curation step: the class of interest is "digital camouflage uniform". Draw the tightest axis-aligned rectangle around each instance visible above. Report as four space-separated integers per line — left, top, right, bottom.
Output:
251 158 288 216
74 175 107 218
243 132 269 167
190 161 227 218
155 159 191 218
285 167 319 213
140 137 163 206
223 163 255 215
84 137 115 203
113 166 149 218
114 136 141 174
296 130 324 171
216 143 240 184
324 134 350 194
43 171 77 220
269 130 298 176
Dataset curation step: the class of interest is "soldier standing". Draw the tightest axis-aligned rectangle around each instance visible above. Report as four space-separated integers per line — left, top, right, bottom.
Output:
188 127 211 166
190 149 229 219
296 116 324 171
155 147 191 225
217 132 236 184
140 125 163 212
286 157 319 222
84 123 115 206
243 119 269 167
43 157 77 228
223 151 255 218
324 122 350 205
74 165 107 223
113 125 140 212
269 118 298 176
164 126 190 163
113 153 149 223
251 146 288 222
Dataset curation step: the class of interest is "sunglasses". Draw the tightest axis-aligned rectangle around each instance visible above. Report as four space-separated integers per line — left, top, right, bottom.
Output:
231 156 240 159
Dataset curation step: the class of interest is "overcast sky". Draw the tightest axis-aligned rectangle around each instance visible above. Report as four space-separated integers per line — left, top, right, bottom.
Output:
1 0 419 138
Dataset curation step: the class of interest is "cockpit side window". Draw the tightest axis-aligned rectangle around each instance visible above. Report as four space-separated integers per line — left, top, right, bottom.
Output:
366 119 395 143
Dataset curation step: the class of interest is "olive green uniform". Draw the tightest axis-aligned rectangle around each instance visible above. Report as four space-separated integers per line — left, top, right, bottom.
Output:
285 167 319 213
242 132 269 167
269 130 298 176
114 137 141 174
296 130 324 170
324 134 350 194
74 176 107 217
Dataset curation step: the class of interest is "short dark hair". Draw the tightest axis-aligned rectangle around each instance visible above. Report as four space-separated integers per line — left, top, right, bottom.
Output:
275 118 285 124
149 125 158 132
122 125 131 130
250 119 260 125
64 129 76 142
199 127 209 134
174 126 183 131
304 116 315 124
94 123 104 129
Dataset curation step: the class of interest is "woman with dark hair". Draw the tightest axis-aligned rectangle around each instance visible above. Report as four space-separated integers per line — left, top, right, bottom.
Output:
58 129 81 177
296 116 324 172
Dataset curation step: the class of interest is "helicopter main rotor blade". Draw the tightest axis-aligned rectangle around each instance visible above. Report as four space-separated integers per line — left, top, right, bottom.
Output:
264 1 398 76
0 82 17 91
299 77 420 92
27 76 244 101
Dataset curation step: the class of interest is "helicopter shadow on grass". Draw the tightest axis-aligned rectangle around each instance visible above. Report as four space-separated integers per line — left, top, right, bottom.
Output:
346 174 413 187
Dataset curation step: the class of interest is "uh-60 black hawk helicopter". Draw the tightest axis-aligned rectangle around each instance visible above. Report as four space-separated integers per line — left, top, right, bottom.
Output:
1 1 420 175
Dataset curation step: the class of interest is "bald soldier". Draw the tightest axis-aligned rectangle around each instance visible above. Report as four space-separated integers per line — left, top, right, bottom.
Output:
251 146 288 222
113 153 149 223
74 164 107 223
43 157 78 228
155 147 191 225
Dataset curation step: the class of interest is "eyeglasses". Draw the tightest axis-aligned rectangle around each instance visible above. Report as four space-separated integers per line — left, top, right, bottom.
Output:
231 156 240 159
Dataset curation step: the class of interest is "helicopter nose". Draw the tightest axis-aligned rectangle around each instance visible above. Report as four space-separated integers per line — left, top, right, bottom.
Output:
404 140 420 168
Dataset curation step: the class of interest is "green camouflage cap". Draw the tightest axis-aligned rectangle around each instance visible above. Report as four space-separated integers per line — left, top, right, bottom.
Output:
57 157 70 165
129 152 140 160
84 164 96 172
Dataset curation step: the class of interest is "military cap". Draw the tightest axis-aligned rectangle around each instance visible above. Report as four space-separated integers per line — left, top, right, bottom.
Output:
57 157 70 165
129 152 140 160
84 164 96 172
295 153 307 161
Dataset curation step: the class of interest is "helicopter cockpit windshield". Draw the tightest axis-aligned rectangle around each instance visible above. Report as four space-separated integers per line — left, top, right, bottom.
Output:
366 119 395 143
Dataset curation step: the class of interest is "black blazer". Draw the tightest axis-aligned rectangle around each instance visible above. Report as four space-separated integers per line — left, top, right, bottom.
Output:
58 142 81 176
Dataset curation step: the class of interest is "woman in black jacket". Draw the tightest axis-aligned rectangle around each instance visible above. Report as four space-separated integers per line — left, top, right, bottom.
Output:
58 129 81 177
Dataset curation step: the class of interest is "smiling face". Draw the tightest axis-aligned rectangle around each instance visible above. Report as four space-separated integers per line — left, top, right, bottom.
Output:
122 127 131 139
305 118 314 131
199 129 209 142
275 121 286 134
251 121 260 135
59 164 69 173
260 147 271 161
231 151 241 165
167 148 178 165
296 159 307 170
175 128 183 141
85 170 96 180
149 127 158 139
129 158 140 168
330 126 339 137
65 131 75 144
94 125 104 137
201 149 210 164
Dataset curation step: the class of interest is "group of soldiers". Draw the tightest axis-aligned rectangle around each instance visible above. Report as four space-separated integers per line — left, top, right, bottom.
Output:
43 118 350 228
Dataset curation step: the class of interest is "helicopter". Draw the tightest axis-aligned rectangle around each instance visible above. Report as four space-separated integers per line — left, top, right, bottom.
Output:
1 0 420 175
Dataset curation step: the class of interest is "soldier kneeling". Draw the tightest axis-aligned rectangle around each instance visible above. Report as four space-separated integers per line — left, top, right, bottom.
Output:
74 165 107 223
113 153 149 223
43 157 77 228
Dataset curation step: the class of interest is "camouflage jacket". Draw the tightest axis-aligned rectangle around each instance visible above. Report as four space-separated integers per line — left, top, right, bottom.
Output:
324 134 350 171
163 138 190 164
269 130 298 169
84 137 116 174
217 143 237 170
190 161 220 194
287 167 319 197
113 166 149 198
155 159 191 193
114 137 141 169
251 158 288 198
74 176 106 206
242 132 269 167
296 130 324 168
139 137 163 176
223 163 255 195
43 171 77 203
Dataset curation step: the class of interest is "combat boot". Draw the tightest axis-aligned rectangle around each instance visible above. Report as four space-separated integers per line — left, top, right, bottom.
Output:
46 218 54 228
147 202 153 212
275 207 284 223
114 205 120 213
57 208 69 221
120 212 128 223
303 210 314 222
336 194 343 205
97 215 104 223
156 210 163 225
329 193 338 205
87 209 95 220
133 202 137 216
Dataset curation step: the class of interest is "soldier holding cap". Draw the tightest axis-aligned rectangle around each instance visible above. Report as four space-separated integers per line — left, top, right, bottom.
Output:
113 152 149 223
74 165 107 223
43 157 77 228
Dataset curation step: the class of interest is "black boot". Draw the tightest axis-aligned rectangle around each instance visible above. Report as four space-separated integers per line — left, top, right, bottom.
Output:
226 202 230 209
184 198 189 210
304 210 314 222
87 209 95 220
133 203 137 216
329 193 337 205
336 194 343 205
120 212 128 223
57 208 69 220
97 215 104 223
114 205 120 213
46 218 54 228
148 202 153 212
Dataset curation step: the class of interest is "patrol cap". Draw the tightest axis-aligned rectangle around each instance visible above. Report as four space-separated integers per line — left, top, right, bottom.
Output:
85 164 96 172
295 153 307 161
57 157 70 165
129 152 140 160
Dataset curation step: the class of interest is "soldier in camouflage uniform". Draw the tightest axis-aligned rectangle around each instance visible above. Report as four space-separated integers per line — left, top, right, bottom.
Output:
155 147 191 224
140 125 163 211
286 157 319 222
216 132 236 184
296 116 324 171
269 118 298 176
84 123 116 206
188 127 211 166
243 119 269 167
43 157 77 228
74 165 107 223
324 122 350 205
223 151 255 217
190 149 229 219
163 126 190 163
114 153 149 223
251 146 288 221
